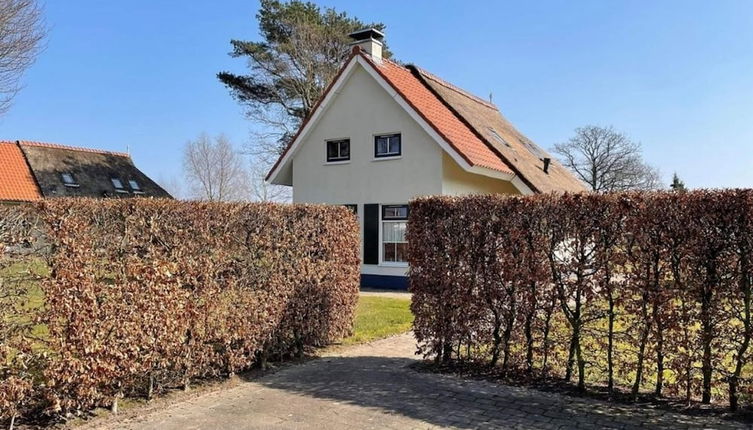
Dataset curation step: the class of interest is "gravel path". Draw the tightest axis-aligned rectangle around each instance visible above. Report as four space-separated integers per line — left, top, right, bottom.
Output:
92 332 749 430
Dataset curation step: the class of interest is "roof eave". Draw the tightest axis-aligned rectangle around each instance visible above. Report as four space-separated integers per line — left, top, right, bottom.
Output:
266 49 362 184
266 50 533 190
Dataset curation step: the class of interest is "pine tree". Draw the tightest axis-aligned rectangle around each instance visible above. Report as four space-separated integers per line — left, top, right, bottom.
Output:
670 172 686 191
218 0 390 154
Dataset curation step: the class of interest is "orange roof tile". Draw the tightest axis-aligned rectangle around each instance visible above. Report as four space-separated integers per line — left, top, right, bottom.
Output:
366 57 514 175
0 141 42 202
267 48 586 193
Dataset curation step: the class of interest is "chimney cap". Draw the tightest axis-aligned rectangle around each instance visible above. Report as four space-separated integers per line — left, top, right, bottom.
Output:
348 28 384 42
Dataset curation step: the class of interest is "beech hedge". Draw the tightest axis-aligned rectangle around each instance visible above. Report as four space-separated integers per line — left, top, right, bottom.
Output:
409 190 753 410
0 199 360 422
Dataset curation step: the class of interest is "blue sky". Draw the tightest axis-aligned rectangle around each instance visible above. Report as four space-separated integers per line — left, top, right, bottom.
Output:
2 0 752 188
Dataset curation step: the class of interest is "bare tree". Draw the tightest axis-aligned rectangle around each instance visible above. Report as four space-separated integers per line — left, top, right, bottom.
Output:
247 156 290 202
0 0 45 116
156 174 186 200
553 125 663 192
182 133 249 201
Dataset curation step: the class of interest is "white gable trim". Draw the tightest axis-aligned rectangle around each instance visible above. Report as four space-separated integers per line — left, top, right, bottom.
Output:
267 54 530 195
466 166 534 195
511 175 535 195
267 57 360 185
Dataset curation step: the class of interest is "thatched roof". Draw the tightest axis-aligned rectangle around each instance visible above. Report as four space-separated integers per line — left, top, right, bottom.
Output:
15 141 171 199
268 50 586 194
413 67 586 193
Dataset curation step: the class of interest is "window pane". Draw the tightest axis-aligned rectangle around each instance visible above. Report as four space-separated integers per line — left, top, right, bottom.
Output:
339 141 349 158
376 137 389 155
128 180 141 190
395 242 408 262
389 135 401 154
327 141 339 159
111 178 124 189
383 205 408 220
383 221 406 242
383 243 396 262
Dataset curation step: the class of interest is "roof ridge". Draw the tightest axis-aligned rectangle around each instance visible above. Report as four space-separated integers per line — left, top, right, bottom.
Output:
16 140 131 158
408 66 540 194
363 54 514 177
411 66 499 110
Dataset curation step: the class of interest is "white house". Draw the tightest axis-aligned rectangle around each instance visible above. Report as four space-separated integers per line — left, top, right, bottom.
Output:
267 29 585 289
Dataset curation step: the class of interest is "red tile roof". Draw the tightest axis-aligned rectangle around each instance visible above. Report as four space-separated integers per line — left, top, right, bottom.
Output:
364 56 514 175
0 141 42 202
267 48 586 193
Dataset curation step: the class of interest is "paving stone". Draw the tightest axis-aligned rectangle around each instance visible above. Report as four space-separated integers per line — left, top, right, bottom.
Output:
85 328 749 430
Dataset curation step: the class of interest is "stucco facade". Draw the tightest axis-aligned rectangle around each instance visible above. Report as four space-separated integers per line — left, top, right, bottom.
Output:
268 32 585 289
292 65 444 206
288 63 520 285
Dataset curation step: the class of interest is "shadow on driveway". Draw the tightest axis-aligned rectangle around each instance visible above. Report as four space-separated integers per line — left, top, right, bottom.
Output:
258 355 741 429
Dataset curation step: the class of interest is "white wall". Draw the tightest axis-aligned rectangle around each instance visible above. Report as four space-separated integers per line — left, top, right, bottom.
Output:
291 63 444 277
441 153 521 196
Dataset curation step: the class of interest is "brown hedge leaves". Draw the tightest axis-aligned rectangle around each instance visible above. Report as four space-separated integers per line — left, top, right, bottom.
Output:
408 190 753 410
0 199 359 421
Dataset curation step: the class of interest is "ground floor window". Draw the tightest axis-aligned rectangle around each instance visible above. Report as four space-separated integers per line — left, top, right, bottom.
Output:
382 204 408 263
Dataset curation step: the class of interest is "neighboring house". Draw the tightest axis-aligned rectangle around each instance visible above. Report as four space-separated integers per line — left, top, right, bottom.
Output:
267 29 586 289
0 140 171 203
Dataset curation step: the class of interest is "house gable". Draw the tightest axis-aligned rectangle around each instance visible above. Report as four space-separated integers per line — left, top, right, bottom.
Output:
289 61 444 204
267 52 530 193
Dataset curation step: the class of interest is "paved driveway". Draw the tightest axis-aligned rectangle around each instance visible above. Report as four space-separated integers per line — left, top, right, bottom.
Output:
94 332 750 430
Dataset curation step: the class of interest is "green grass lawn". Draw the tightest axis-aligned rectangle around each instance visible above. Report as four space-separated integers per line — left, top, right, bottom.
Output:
342 295 413 345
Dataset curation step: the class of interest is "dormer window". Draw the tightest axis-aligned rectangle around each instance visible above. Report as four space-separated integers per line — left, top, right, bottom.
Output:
326 139 350 162
375 134 401 158
128 179 143 193
111 178 128 193
60 172 79 187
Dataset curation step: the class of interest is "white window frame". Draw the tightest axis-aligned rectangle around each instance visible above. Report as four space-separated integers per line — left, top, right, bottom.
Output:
379 203 409 267
324 138 351 164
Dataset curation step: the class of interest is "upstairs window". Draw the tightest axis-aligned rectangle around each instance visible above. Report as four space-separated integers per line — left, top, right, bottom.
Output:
326 139 350 162
60 172 79 187
374 133 401 158
111 178 128 193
